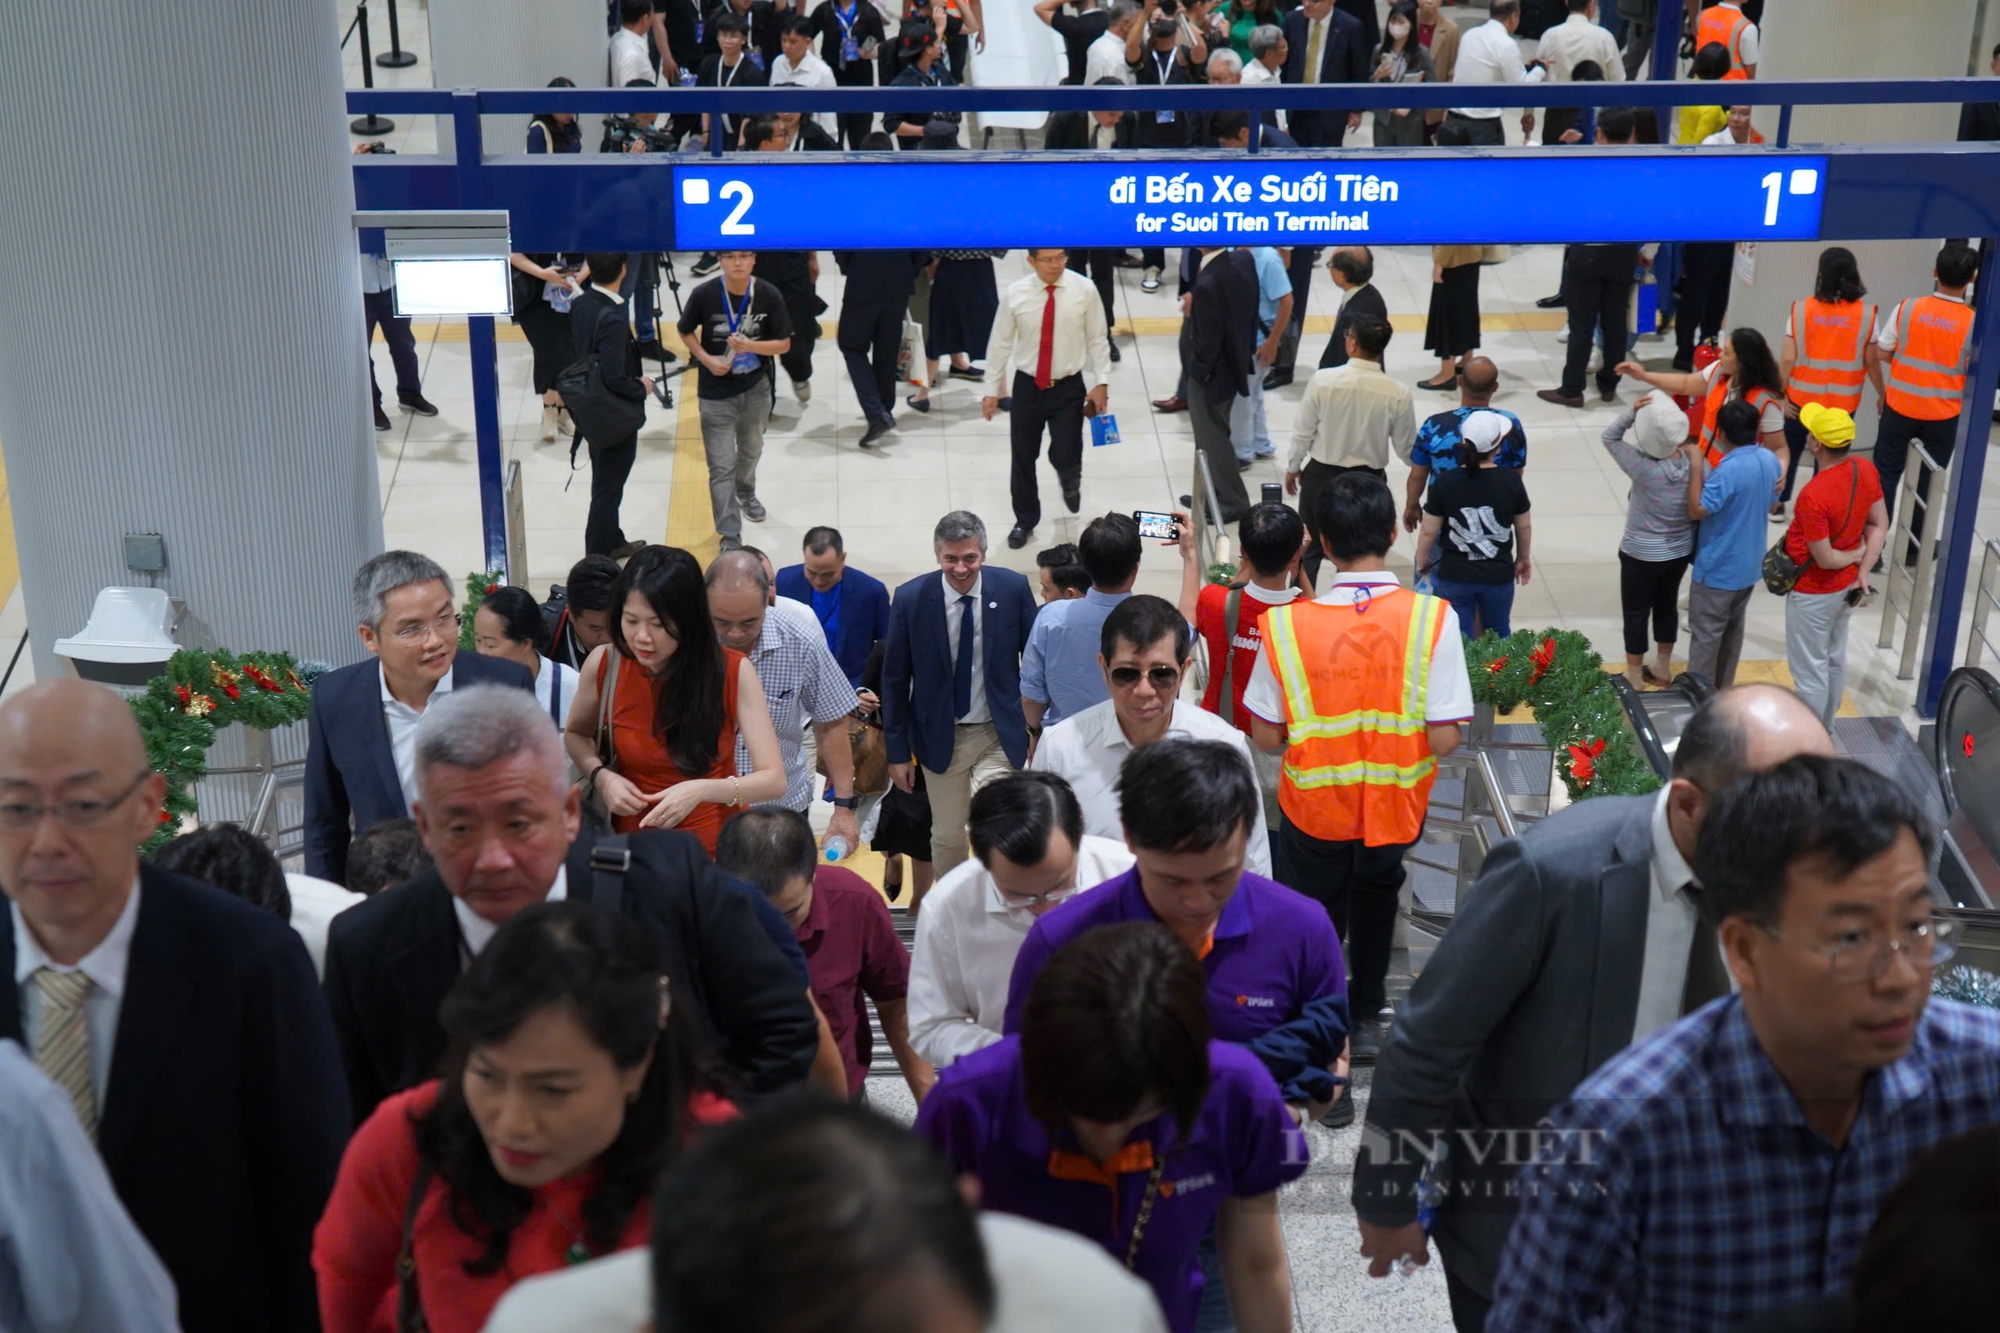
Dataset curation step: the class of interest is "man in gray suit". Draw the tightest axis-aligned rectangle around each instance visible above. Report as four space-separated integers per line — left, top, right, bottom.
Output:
1349 684 1834 1333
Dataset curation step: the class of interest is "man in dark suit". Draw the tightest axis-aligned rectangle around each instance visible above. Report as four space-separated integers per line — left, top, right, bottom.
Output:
880 510 1039 886
0 680 348 1333
1280 0 1367 148
570 253 654 556
834 247 932 446
1352 685 1833 1333
776 525 892 687
1183 247 1260 524
304 550 536 884
1318 245 1387 369
322 684 819 1127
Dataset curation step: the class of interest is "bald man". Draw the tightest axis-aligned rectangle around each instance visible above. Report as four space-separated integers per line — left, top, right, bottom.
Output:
1352 684 1836 1333
0 680 347 1333
705 549 864 852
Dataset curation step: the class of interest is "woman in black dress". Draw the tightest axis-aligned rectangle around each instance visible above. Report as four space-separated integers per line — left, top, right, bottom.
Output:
908 250 1004 412
510 83 584 440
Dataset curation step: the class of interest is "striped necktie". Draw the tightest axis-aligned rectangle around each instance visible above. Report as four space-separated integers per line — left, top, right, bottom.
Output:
35 968 98 1140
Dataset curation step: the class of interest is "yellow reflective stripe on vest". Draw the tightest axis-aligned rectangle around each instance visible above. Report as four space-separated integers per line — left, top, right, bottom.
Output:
1265 604 1314 727
1402 592 1442 719
1283 754 1439 790
1792 301 1868 375
1285 709 1430 740
1892 300 1972 378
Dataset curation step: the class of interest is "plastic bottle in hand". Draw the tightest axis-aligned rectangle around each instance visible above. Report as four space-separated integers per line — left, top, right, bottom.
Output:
824 835 852 862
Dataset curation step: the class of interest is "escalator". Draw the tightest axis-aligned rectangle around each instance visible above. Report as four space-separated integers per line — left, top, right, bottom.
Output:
1608 671 1714 780
1934 669 2000 930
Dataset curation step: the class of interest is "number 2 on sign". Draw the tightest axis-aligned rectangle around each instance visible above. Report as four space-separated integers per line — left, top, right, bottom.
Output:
720 181 756 235
1760 171 1781 227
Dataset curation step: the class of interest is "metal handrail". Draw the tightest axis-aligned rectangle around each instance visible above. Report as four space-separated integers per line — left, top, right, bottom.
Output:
1969 539 2000 672
1876 441 1950 680
1406 745 1520 919
245 760 308 850
504 459 528 589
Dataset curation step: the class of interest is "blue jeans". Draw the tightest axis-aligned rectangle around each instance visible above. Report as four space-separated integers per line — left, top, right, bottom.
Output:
1229 374 1275 461
1652 242 1682 324
620 252 657 342
1433 576 1515 641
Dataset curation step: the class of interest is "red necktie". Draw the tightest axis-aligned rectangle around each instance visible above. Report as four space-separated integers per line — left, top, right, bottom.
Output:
1034 283 1057 390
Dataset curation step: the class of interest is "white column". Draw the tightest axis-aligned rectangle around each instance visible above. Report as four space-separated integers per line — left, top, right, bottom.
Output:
428 0 609 154
1722 0 1982 451
0 3 383 675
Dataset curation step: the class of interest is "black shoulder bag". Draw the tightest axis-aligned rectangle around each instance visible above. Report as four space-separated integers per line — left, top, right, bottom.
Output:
556 298 647 462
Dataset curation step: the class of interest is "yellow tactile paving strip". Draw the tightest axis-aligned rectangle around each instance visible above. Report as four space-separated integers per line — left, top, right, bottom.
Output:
0 449 17 611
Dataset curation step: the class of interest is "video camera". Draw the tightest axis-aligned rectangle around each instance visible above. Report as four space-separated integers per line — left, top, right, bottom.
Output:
600 114 678 154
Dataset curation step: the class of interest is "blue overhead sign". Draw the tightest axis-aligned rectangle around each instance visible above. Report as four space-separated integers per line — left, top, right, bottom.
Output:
670 153 1828 249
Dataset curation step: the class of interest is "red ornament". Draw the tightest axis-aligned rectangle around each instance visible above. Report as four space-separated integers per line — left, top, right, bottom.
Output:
1566 738 1608 787
485 584 499 596
174 683 191 707
242 663 283 693
157 808 174 826
1486 656 1509 674
1528 637 1558 685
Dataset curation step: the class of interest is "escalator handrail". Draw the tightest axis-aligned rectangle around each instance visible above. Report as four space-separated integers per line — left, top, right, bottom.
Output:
1935 666 2000 816
1609 673 1674 782
1671 670 1715 702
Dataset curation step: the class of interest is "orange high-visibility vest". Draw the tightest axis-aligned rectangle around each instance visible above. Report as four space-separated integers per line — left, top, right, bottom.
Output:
1697 372 1780 467
1696 3 1752 80
1882 294 1973 422
1262 587 1446 848
1787 298 1876 413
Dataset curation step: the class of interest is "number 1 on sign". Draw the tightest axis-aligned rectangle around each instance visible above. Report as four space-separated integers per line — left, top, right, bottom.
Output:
1761 171 1781 227
721 181 756 235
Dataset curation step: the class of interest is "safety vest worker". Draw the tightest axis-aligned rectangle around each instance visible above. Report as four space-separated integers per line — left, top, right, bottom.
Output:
1697 371 1781 468
1240 473 1472 1055
1787 297 1877 414
1879 292 1974 422
1696 0 1758 80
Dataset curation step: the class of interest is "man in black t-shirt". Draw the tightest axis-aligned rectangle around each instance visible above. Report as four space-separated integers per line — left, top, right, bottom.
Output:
745 116 828 405
677 251 794 551
1034 0 1110 84
808 0 889 148
1415 410 1533 641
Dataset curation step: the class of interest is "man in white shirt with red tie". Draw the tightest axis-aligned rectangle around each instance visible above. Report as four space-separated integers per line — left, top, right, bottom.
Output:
983 249 1115 550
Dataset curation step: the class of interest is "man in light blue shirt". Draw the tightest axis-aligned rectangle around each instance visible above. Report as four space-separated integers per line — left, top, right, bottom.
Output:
1231 245 1296 462
1021 512 1143 730
1686 399 1783 687
0 1039 181 1332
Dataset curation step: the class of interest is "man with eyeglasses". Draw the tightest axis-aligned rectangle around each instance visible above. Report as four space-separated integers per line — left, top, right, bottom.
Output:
906 771 1134 1068
1353 682 1834 1333
303 550 534 884
0 680 348 1333
1489 755 1999 1333
1030 593 1272 875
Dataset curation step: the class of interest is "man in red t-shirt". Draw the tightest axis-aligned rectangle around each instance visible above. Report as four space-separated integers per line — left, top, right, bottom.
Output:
1782 404 1888 727
1183 501 1311 741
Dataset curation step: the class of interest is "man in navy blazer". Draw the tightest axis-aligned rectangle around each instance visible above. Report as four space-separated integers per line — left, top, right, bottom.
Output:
304 550 535 883
880 510 1038 885
775 525 891 688
0 680 349 1333
1281 0 1369 148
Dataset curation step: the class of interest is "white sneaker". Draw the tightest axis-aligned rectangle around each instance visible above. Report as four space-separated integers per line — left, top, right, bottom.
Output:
1141 266 1162 293
556 406 573 438
1587 348 1603 373
1556 326 1570 344
540 403 560 442
794 379 813 403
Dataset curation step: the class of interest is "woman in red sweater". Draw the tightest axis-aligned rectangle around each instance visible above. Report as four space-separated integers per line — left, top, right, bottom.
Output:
314 900 734 1333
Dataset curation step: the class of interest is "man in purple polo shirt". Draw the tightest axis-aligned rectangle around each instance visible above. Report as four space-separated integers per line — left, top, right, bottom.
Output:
1003 737 1350 1126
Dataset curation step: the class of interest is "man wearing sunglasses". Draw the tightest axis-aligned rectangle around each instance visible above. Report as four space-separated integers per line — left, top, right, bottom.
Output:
303 551 534 883
1490 755 1999 1333
1029 593 1271 876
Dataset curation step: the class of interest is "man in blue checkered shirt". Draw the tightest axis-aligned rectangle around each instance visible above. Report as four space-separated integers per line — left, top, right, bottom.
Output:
1490 755 2000 1333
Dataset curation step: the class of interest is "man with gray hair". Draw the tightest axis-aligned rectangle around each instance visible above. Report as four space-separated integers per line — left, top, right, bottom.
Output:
322 683 820 1125
881 512 1040 882
706 550 864 853
303 549 534 883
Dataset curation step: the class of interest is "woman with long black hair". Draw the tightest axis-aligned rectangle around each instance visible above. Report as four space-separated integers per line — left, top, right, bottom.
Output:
1776 246 1878 514
314 900 735 1333
563 544 785 853
473 585 584 729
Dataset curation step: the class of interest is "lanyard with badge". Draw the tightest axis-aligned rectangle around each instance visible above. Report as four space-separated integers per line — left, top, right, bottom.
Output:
836 1 863 64
1152 51 1175 123
722 284 760 374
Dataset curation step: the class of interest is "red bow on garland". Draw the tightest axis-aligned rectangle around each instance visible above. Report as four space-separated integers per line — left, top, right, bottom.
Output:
242 663 285 694
1566 738 1607 787
1528 637 1557 686
1485 656 1508 674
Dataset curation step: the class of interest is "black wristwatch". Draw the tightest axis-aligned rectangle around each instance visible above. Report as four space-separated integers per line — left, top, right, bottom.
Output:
829 794 858 809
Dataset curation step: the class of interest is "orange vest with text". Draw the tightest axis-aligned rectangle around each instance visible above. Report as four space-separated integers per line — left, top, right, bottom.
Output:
1697 371 1780 467
1262 587 1447 847
1696 3 1752 79
1882 294 1973 422
1787 298 1876 413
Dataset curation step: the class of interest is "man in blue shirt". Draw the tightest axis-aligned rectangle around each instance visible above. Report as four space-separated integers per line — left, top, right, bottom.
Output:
1230 243 1296 463
775 525 891 687
1685 399 1782 687
1004 737 1348 1120
1490 755 1997 1333
1020 512 1141 731
1400 357 1526 531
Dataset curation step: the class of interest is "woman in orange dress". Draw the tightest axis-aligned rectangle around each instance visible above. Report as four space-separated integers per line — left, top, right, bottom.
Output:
565 545 784 853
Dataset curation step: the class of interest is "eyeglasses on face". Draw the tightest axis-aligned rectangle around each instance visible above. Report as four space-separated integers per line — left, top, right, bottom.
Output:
1108 665 1182 692
390 611 462 644
0 770 153 833
1763 914 1962 984
999 884 1075 910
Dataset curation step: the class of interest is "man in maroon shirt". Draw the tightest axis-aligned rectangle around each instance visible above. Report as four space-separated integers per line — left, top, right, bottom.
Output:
717 809 935 1101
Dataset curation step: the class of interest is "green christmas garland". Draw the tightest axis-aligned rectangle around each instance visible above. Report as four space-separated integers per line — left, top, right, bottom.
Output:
1463 628 1661 803
458 570 508 649
132 649 319 855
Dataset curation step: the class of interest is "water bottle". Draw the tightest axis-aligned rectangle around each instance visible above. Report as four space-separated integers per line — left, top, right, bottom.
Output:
824 835 851 862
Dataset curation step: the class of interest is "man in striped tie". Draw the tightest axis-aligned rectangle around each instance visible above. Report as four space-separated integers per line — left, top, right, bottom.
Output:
0 679 348 1333
983 248 1115 550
